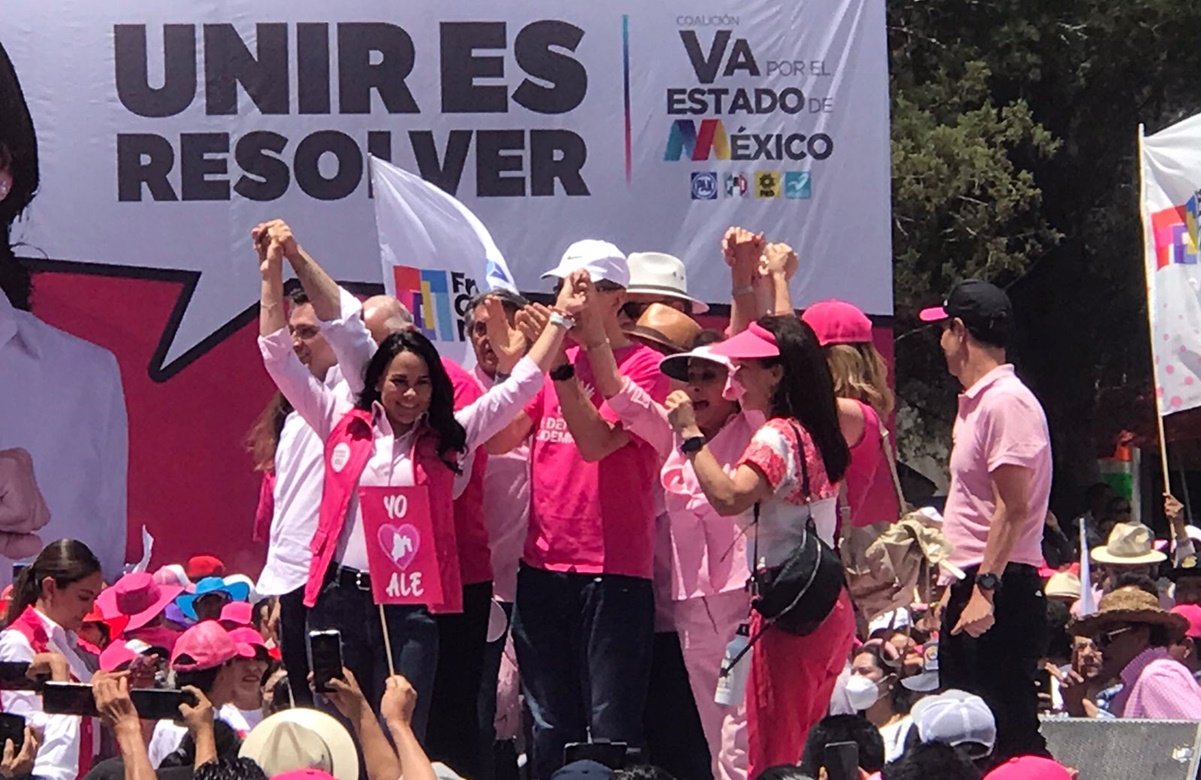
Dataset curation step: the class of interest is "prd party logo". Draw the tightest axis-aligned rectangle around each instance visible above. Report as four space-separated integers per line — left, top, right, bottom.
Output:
391 266 480 342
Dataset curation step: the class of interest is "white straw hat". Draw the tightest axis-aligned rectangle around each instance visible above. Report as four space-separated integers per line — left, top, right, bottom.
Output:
1091 522 1167 566
239 708 360 780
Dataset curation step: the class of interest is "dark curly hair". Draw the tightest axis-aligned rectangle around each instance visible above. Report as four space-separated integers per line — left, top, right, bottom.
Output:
357 330 466 472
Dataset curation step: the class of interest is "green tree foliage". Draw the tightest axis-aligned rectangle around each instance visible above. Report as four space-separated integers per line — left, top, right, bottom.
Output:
889 0 1201 508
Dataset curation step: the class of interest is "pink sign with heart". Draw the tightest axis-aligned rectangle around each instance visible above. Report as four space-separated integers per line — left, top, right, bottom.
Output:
358 485 443 606
377 523 421 570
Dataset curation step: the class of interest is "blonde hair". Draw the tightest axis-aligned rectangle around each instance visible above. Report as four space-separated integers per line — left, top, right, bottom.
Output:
824 343 895 417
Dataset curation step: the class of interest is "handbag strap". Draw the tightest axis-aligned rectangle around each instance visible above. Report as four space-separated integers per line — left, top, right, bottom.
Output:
878 418 909 516
787 421 812 499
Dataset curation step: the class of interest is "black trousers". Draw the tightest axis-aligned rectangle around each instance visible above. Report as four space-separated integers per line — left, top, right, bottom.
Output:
278 586 314 707
643 631 713 780
426 581 494 779
941 563 1051 764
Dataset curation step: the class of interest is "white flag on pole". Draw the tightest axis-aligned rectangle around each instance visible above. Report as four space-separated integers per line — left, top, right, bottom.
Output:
370 155 518 366
1078 522 1097 617
1140 118 1201 415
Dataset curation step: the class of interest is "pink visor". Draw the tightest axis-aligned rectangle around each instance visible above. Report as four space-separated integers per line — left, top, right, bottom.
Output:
709 322 780 360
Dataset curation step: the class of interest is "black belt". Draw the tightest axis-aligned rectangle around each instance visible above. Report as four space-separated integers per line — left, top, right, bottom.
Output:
329 564 372 592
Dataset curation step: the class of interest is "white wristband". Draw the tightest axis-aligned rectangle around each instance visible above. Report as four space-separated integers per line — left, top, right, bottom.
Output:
549 312 575 330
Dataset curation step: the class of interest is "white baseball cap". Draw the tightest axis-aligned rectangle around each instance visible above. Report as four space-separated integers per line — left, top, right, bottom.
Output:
868 608 911 637
542 240 629 287
911 689 996 757
626 252 709 313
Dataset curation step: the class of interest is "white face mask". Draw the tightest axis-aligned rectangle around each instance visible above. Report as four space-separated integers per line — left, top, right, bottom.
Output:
845 674 882 711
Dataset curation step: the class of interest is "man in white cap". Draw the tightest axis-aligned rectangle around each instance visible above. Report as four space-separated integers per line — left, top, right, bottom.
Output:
621 252 709 323
491 240 670 779
909 689 997 766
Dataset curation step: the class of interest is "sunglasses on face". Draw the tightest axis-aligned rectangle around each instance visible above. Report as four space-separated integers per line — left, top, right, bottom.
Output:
1097 626 1134 649
594 281 624 294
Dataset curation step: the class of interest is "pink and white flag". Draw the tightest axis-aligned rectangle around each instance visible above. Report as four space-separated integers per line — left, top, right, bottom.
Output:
1140 118 1201 415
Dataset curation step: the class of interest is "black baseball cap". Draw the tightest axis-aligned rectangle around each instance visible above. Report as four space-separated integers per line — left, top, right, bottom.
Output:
919 279 1012 345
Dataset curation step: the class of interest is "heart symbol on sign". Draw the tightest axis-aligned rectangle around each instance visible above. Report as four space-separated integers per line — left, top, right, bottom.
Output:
378 523 420 570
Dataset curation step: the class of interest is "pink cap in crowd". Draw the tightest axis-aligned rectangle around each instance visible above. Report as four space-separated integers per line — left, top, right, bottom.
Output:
171 620 255 671
154 564 192 590
219 601 254 628
1172 604 1201 640
801 300 873 347
709 321 780 360
229 626 269 658
984 755 1073 780
100 638 167 673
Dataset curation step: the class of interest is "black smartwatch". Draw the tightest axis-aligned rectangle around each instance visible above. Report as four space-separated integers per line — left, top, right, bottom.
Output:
679 436 705 456
549 364 576 382
975 572 1002 592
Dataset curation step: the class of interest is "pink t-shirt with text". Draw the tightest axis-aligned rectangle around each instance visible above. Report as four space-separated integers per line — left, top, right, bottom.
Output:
524 344 670 579
943 365 1051 570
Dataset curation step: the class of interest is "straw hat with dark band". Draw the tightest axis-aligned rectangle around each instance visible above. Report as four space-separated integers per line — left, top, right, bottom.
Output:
1070 587 1189 637
624 303 702 355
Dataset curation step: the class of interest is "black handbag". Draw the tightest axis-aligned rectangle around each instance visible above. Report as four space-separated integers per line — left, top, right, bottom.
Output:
749 422 846 636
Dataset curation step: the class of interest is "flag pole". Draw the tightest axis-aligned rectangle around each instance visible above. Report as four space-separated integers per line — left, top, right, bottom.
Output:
1137 124 1174 505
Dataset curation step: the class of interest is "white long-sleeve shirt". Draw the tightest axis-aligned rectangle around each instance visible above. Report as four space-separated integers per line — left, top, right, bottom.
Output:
0 611 97 780
0 288 127 580
255 289 371 597
471 365 529 604
258 305 545 572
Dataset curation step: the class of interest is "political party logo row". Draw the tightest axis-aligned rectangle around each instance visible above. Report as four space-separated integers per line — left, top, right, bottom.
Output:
690 171 811 201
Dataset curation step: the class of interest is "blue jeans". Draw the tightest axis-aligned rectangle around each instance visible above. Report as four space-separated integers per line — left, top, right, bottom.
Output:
512 565 655 780
307 568 440 739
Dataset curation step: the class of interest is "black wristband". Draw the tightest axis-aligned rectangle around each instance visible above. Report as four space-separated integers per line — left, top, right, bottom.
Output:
680 435 706 455
550 364 576 382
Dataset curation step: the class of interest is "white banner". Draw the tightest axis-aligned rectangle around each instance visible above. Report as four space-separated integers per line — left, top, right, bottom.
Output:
1140 118 1201 415
1 0 891 378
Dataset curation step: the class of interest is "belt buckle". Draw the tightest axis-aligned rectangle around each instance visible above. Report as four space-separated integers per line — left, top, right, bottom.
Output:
354 570 371 591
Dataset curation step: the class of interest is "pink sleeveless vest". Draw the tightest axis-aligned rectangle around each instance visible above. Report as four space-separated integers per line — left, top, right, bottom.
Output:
305 409 464 613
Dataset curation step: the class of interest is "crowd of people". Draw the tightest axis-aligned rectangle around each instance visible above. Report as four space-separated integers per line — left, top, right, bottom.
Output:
4 209 1201 780
5 10 1201 779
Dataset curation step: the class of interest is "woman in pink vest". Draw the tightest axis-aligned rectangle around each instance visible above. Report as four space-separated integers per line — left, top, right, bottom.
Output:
678 315 854 775
589 327 761 780
256 229 587 736
0 539 104 780
801 300 898 529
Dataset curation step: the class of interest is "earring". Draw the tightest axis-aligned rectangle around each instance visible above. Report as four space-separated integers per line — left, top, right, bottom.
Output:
0 171 11 202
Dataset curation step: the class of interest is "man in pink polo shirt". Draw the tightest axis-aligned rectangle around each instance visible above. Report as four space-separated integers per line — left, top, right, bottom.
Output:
492 241 669 779
919 279 1053 763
